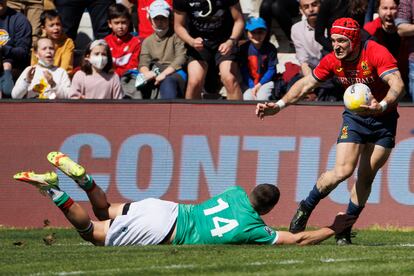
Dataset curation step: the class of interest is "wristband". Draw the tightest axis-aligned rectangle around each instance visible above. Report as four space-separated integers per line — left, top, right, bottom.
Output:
379 100 388 112
275 99 286 110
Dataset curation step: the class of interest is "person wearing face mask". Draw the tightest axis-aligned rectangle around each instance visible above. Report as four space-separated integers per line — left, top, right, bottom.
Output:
137 0 187 99
12 37 71 99
69 39 124 99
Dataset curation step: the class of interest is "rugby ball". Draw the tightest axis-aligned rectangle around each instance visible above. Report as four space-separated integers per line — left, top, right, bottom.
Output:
343 83 372 112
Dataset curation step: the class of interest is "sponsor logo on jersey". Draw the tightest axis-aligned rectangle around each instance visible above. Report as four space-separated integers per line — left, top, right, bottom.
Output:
340 125 348 139
264 226 274 236
361 60 371 76
336 66 343 73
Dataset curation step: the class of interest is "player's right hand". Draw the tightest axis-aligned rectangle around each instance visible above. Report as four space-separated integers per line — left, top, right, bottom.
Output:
255 102 279 120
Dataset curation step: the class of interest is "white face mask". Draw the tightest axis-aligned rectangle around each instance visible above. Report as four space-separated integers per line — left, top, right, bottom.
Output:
89 55 108 70
38 58 53 68
153 26 169 37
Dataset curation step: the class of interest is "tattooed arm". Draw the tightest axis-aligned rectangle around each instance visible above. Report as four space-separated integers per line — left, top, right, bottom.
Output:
382 70 406 106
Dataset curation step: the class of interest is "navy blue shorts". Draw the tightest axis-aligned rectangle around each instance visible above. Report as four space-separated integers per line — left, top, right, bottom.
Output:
337 110 399 148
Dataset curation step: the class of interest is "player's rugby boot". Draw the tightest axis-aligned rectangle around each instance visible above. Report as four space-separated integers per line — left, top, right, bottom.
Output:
47 151 86 182
13 171 59 193
289 200 312 233
335 227 355 245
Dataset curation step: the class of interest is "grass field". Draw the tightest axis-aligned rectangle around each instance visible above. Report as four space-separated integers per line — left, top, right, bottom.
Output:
1 227 414 275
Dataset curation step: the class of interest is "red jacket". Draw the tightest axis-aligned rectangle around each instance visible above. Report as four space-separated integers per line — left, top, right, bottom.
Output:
105 33 141 76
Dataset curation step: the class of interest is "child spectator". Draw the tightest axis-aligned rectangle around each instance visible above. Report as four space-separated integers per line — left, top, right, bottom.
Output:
69 39 124 99
104 3 141 97
134 0 172 41
137 0 187 99
12 37 71 99
240 17 277 101
31 10 75 74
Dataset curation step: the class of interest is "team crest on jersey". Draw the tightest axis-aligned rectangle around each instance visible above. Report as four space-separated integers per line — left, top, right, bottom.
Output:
340 126 349 139
264 226 273 236
336 66 343 73
361 60 371 76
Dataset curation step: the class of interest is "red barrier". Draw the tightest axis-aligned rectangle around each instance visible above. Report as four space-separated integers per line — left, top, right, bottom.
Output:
0 102 413 228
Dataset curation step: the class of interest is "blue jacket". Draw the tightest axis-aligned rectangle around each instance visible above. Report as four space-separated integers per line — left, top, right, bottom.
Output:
240 41 277 88
0 8 32 67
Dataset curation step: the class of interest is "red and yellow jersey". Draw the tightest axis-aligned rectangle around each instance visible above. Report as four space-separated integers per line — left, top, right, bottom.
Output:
313 40 398 102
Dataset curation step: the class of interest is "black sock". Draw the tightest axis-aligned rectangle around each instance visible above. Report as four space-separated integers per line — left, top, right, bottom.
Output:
346 200 364 217
302 185 327 211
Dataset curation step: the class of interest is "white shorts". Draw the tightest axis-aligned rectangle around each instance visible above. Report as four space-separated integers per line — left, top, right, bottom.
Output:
105 198 178 246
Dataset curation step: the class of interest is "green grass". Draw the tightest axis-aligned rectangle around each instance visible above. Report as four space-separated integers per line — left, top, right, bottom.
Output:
1 228 414 275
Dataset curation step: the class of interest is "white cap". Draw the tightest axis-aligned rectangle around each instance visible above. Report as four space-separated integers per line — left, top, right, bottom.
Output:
148 0 171 18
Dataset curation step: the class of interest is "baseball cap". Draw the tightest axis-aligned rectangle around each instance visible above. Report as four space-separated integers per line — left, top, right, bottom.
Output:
245 17 267 32
148 0 171 19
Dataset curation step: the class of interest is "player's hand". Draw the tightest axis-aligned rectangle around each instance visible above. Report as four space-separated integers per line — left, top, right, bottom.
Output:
255 102 280 120
356 94 382 116
328 213 357 234
192 37 204 51
25 66 36 82
43 70 56 87
218 40 233 56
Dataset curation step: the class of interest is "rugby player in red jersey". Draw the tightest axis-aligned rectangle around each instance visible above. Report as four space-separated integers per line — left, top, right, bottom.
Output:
256 17 405 245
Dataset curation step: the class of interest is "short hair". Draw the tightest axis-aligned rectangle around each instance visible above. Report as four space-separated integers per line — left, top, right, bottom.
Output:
40 10 61 27
33 37 53 52
81 40 113 75
107 3 132 22
376 0 399 10
249 184 280 215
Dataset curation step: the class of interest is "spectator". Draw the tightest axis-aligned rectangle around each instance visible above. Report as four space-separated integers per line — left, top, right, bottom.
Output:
364 0 400 59
396 0 414 101
133 0 172 41
0 54 13 98
69 39 123 99
54 0 114 40
31 10 75 74
7 0 43 45
0 0 32 81
137 0 187 99
12 37 71 99
315 0 370 53
259 0 299 44
240 17 277 101
104 3 141 98
174 0 245 100
291 0 343 101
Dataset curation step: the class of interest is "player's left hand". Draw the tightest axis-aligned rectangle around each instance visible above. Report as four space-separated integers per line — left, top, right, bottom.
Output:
328 213 357 234
357 97 383 116
218 40 233 56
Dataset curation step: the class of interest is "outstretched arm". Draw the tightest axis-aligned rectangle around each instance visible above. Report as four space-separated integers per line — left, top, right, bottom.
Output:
275 214 357 246
255 74 320 119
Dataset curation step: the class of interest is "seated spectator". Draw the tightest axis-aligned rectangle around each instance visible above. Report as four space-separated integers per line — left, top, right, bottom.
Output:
137 0 186 99
7 0 43 46
364 0 400 60
0 0 32 84
69 39 124 99
174 0 245 100
291 0 343 101
12 37 71 99
54 0 113 40
104 3 141 97
240 17 277 101
0 54 13 98
31 10 75 75
133 0 172 41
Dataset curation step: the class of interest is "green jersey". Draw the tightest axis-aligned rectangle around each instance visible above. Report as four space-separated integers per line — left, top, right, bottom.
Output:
173 186 278 245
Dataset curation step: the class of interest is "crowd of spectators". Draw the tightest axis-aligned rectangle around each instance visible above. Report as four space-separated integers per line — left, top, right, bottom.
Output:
0 0 412 101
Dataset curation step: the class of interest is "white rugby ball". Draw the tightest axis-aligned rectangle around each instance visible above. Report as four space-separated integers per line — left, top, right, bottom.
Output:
343 83 372 112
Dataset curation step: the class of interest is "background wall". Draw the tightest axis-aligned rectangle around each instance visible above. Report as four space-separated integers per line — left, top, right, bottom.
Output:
0 101 413 228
